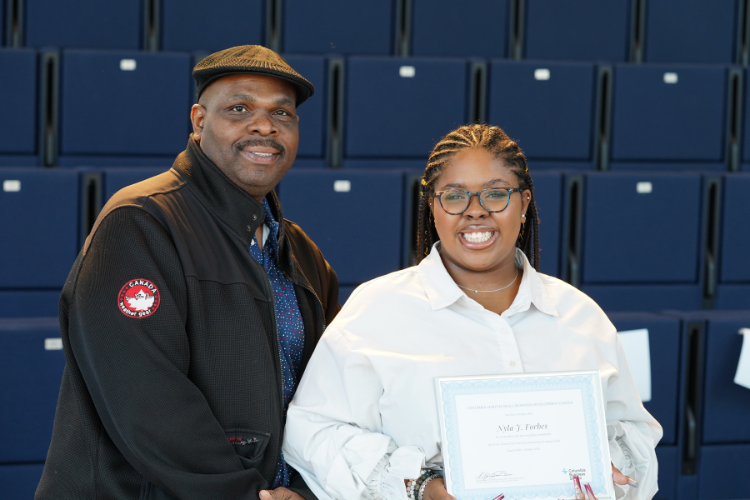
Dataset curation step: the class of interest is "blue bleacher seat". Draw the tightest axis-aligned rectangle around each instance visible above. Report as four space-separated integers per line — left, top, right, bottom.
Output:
161 0 263 52
610 64 727 171
283 55 327 162
25 0 141 50
283 0 394 55
345 57 468 159
59 50 191 166
608 312 682 445
0 318 66 463
580 173 704 311
717 174 750 309
531 171 563 277
644 0 738 64
698 444 750 499
0 463 45 499
488 60 597 168
0 168 79 288
279 169 404 285
410 0 508 58
103 167 170 203
0 49 37 166
701 312 750 444
0 291 61 318
524 0 632 61
654 446 678 500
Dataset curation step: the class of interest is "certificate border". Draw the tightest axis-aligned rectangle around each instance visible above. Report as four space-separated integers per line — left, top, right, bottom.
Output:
435 370 614 500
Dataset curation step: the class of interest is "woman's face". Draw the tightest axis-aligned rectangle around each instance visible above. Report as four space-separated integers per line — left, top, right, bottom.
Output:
429 148 531 274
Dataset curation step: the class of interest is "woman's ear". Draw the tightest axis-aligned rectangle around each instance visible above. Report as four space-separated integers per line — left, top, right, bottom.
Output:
521 189 532 215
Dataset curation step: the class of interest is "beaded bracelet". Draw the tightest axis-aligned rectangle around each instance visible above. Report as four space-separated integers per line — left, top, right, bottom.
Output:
418 472 444 500
406 469 433 499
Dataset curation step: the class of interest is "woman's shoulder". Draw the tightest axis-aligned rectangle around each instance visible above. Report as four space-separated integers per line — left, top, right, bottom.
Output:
535 272 613 327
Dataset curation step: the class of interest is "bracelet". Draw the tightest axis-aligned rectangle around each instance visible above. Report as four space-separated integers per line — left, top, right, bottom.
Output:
406 469 433 499
418 473 443 500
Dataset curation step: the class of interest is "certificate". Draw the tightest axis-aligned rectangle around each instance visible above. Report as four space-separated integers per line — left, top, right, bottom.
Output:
435 370 614 500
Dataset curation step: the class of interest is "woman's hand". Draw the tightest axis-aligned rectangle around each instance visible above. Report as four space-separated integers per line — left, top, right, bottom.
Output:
422 476 457 500
611 463 636 487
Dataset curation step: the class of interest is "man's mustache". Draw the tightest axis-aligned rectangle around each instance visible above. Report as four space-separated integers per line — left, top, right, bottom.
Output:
235 139 286 155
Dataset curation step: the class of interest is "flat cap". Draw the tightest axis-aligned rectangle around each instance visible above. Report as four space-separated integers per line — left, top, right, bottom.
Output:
193 45 315 105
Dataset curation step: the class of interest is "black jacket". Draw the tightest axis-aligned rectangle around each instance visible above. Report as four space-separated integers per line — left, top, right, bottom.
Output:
36 139 340 500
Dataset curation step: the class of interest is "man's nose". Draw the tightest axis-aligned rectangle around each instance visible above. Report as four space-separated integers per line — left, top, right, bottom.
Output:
247 112 278 136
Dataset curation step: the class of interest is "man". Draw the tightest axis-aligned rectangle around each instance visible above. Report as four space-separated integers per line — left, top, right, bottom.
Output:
36 46 339 500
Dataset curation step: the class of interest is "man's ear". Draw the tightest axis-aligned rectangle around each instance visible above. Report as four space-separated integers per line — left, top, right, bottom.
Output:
190 104 206 141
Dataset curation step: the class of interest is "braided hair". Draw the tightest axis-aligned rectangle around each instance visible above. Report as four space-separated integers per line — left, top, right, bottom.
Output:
416 123 540 270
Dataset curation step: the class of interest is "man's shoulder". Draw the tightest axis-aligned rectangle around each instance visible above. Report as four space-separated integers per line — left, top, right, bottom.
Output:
102 169 186 215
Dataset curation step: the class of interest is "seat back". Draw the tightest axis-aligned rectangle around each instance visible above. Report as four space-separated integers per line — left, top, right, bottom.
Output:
524 0 632 61
0 49 37 163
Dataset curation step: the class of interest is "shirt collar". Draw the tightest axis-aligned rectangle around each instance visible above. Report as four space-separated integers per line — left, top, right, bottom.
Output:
417 244 558 317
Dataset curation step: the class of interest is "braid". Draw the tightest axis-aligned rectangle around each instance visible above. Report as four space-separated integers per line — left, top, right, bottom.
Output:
416 124 541 271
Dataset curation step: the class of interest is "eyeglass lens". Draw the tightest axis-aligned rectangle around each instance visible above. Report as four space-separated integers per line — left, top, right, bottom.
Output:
441 189 511 213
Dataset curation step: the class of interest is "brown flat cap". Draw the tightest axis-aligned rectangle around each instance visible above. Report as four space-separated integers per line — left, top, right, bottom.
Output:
193 45 315 105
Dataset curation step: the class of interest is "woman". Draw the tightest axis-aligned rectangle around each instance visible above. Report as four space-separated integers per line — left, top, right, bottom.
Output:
282 125 661 500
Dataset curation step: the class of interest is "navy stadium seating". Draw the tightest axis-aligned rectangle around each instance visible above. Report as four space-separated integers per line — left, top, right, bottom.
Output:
524 0 632 62
644 0 738 64
700 312 750 444
0 291 61 318
716 174 750 309
487 60 597 169
0 49 37 166
0 0 5 46
24 0 141 50
0 464 46 499
283 0 394 55
742 70 750 168
345 57 468 160
530 171 563 277
161 0 263 52
103 167 170 203
283 55 327 164
0 168 79 288
580 172 704 311
610 64 727 170
0 318 66 464
410 0 508 58
698 444 750 499
59 50 191 167
608 312 682 445
279 169 404 285
655 445 678 500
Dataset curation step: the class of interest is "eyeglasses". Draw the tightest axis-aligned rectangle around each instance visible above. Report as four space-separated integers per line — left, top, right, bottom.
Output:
434 187 523 215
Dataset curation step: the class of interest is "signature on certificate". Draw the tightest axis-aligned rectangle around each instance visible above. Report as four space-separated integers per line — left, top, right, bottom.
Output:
476 470 513 481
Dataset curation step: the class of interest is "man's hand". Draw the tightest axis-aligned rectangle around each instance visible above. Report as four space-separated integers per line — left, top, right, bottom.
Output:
422 476 457 500
258 487 305 500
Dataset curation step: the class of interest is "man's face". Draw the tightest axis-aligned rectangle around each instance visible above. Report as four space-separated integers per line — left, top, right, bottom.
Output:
191 73 299 201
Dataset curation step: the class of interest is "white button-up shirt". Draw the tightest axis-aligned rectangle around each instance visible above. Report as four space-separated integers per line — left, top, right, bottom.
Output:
283 246 662 500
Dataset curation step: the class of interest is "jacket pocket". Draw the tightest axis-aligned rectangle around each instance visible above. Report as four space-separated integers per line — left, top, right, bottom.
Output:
225 428 271 470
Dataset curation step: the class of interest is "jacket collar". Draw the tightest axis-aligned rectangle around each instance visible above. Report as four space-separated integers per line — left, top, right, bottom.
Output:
417 244 558 317
172 136 292 271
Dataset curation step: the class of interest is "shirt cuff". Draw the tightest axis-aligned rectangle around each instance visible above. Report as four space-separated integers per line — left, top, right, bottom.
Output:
368 446 425 500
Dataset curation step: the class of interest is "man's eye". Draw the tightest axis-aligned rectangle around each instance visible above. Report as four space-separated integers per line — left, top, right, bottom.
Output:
231 106 245 112
275 109 291 116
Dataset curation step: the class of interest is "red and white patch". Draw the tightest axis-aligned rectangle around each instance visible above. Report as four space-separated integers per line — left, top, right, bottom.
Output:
118 279 161 318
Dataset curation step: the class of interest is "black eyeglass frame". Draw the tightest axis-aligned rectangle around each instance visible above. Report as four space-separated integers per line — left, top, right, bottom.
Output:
434 187 524 215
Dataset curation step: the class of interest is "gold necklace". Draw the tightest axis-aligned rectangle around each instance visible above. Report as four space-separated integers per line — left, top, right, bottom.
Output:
457 269 519 293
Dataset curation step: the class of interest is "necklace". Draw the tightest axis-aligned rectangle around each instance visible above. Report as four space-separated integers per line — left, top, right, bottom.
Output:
457 269 519 294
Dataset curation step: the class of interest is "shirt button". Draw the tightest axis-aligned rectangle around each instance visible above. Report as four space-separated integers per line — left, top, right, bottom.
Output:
246 225 252 232
510 361 516 367
252 214 258 221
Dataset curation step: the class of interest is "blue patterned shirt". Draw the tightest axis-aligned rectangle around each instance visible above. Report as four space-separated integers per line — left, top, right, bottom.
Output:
249 199 305 488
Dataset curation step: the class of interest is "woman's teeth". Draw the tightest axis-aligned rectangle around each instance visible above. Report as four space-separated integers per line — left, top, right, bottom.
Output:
462 231 494 243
